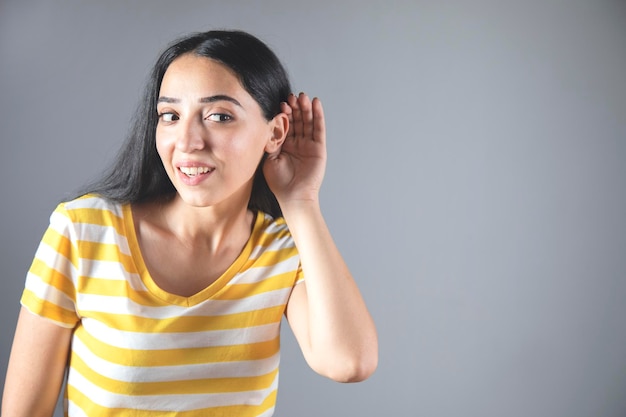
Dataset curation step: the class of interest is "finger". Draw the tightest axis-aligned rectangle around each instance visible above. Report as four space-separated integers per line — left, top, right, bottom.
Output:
286 93 298 115
280 101 294 139
285 94 298 139
288 93 303 139
312 97 326 144
298 92 314 141
280 101 292 117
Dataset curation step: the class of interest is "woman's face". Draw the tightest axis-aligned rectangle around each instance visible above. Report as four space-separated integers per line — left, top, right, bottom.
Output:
156 54 281 209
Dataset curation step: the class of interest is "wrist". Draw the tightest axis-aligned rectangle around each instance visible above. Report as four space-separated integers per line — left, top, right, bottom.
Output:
279 197 320 216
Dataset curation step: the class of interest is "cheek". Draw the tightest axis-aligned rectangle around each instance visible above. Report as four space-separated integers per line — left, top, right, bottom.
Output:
229 127 269 159
223 141 266 180
154 134 172 168
155 138 164 160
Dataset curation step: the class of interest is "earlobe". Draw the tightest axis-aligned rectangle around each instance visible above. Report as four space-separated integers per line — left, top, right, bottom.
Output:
265 113 289 154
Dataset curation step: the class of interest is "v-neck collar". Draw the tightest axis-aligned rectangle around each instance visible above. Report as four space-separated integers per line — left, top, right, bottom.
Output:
123 204 263 307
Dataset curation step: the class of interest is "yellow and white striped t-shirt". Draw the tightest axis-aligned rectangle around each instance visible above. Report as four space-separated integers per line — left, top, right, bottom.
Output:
21 195 303 417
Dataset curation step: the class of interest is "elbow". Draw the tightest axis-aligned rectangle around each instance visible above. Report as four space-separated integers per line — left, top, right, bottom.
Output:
336 356 378 383
332 353 378 383
316 349 378 383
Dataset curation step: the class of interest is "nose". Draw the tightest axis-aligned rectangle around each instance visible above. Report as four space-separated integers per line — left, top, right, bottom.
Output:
176 115 206 152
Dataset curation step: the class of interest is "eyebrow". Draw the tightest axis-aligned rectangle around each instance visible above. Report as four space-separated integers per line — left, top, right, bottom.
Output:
157 95 242 107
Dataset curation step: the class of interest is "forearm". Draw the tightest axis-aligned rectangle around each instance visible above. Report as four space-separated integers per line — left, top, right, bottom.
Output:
282 200 378 381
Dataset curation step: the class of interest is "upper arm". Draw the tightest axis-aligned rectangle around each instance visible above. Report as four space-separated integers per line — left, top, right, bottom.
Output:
284 282 315 364
2 307 73 417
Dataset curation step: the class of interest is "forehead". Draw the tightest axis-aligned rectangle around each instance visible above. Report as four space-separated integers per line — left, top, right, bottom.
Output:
159 54 243 94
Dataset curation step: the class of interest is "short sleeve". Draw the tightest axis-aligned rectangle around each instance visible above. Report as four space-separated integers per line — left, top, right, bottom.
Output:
20 203 80 328
295 261 304 285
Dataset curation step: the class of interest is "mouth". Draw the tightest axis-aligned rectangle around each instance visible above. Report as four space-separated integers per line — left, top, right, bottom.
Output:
178 166 215 177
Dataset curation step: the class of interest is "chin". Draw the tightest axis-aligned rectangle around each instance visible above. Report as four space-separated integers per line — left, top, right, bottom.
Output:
174 192 217 208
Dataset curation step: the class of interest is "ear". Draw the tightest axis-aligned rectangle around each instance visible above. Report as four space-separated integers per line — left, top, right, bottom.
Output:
264 112 289 154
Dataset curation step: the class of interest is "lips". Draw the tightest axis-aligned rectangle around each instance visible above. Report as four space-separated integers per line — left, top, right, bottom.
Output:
175 163 215 185
179 166 214 177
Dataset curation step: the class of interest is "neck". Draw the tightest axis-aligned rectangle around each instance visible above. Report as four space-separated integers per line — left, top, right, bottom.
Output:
139 195 255 253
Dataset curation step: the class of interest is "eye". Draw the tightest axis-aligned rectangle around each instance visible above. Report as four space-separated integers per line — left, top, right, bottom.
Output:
207 113 233 123
158 112 179 122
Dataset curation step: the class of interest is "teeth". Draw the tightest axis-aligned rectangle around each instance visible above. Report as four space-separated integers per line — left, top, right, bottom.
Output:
180 166 211 176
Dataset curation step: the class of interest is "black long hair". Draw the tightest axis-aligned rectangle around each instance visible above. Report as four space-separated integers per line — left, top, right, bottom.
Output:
78 30 291 218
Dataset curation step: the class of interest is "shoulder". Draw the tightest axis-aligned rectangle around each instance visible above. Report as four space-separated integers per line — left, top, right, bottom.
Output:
247 212 298 259
245 213 301 283
58 194 125 220
49 194 127 237
254 213 294 246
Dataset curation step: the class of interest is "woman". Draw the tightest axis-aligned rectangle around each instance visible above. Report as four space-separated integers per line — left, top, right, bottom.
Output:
2 30 377 416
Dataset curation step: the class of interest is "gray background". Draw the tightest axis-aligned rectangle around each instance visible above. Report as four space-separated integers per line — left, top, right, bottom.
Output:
1 1 625 416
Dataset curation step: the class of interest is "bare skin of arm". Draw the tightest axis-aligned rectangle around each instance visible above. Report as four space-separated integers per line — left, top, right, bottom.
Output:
2 307 72 417
264 93 378 382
